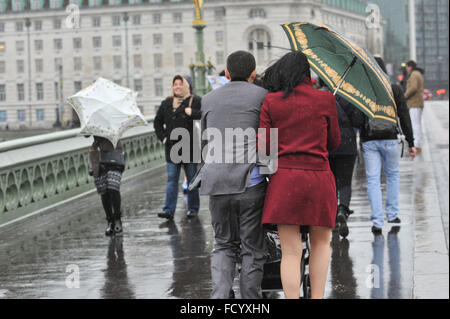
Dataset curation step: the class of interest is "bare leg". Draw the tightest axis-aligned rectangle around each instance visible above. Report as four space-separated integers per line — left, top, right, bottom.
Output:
309 226 332 299
277 224 303 299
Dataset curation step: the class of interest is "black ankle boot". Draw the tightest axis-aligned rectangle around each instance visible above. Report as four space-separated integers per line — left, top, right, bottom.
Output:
105 219 114 236
337 205 350 238
114 211 122 234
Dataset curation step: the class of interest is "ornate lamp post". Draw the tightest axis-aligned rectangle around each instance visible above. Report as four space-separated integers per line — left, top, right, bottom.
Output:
190 0 208 96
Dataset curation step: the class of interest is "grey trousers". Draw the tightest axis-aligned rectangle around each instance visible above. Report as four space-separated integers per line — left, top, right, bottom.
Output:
209 181 268 299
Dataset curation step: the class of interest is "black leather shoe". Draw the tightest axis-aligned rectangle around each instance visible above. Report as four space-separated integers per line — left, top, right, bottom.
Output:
388 217 401 224
187 210 198 218
336 205 350 238
105 221 114 236
158 212 174 220
371 226 382 235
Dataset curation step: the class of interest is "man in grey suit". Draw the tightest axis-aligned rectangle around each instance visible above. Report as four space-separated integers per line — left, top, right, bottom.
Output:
190 51 269 298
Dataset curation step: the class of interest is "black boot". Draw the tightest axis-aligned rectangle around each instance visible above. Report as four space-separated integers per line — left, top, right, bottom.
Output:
114 211 123 234
105 219 115 236
336 205 350 238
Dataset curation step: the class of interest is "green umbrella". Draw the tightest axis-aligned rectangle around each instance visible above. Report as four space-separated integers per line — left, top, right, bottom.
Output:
282 22 397 124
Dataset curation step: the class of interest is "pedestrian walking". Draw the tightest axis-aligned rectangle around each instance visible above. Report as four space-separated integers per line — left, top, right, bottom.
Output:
360 57 417 235
88 135 126 236
259 51 341 299
154 75 201 220
190 51 269 299
404 60 425 153
317 78 362 238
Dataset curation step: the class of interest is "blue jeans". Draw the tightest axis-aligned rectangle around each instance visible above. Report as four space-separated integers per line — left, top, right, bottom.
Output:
362 140 400 228
163 163 200 215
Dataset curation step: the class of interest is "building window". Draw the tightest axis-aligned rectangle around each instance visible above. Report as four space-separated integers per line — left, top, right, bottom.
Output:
134 79 143 92
12 0 24 11
133 54 142 68
174 33 183 45
74 57 82 71
90 0 102 6
0 61 4 73
92 36 102 48
154 78 163 96
173 13 182 23
34 40 43 52
36 109 45 122
35 59 43 73
31 0 43 10
154 54 162 68
215 8 226 21
54 38 63 50
112 15 121 26
153 33 162 45
36 83 44 100
34 20 42 31
93 56 102 71
113 55 122 69
216 51 224 65
248 29 271 66
54 58 62 72
0 111 6 123
16 40 25 53
17 84 25 101
216 31 224 43
73 38 82 49
132 15 141 25
0 23 4 32
92 16 101 27
0 84 5 101
153 13 162 24
249 8 266 19
74 81 82 93
132 34 142 46
53 19 62 30
17 60 24 73
50 0 63 9
109 0 121 5
113 35 122 48
174 52 183 67
16 22 24 32
17 110 26 122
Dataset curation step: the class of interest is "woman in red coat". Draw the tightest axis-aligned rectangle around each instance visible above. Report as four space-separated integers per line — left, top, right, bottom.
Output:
259 51 341 299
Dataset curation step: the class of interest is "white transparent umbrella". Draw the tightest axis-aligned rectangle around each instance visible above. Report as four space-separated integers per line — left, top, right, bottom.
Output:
67 77 147 148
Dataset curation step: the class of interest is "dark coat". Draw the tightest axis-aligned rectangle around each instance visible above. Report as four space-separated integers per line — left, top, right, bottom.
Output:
359 84 415 147
154 95 202 163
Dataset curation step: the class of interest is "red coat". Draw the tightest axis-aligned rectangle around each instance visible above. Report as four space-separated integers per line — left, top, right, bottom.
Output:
259 80 341 228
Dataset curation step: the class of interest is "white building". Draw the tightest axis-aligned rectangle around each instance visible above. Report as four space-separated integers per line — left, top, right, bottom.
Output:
0 0 381 129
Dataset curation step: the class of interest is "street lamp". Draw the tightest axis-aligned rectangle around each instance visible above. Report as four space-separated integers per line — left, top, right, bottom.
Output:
25 18 32 128
191 0 207 96
123 12 130 88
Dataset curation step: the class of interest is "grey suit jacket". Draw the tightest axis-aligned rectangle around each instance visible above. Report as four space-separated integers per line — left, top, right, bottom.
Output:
190 81 268 196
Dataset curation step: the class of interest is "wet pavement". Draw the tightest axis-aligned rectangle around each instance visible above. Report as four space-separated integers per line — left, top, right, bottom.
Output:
0 102 448 299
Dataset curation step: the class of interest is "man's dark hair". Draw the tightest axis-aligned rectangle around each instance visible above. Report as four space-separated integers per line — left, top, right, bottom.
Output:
262 51 311 98
406 60 417 68
226 51 256 81
374 56 388 74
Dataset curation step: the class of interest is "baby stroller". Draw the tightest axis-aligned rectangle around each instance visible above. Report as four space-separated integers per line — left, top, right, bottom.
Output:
261 225 311 299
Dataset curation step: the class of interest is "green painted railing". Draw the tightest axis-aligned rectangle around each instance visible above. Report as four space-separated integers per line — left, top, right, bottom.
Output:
0 117 165 227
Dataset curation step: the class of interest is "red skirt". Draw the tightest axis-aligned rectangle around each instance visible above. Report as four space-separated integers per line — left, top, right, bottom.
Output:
261 168 337 228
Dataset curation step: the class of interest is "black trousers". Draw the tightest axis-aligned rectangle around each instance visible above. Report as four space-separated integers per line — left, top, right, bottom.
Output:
329 155 357 208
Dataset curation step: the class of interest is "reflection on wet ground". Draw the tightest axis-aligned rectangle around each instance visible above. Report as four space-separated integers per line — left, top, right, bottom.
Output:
0 153 422 298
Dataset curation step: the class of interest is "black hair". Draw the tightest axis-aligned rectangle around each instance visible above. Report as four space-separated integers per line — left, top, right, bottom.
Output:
262 51 311 98
374 56 388 74
406 60 417 68
226 51 256 81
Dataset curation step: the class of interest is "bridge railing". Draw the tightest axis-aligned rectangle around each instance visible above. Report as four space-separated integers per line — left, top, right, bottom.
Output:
0 117 165 226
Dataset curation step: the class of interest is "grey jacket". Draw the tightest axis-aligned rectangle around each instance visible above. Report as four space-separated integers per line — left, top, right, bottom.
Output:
190 81 268 196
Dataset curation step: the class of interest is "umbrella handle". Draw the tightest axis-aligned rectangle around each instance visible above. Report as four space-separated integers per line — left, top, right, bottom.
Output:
333 56 358 95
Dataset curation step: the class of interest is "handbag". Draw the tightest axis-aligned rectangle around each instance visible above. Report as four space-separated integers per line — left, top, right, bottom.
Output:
99 151 126 167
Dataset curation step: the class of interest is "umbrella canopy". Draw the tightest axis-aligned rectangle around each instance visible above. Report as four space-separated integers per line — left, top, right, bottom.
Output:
67 77 147 148
282 22 397 124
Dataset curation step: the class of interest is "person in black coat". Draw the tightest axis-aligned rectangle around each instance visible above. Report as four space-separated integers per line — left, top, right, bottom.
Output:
154 75 202 220
318 78 361 238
